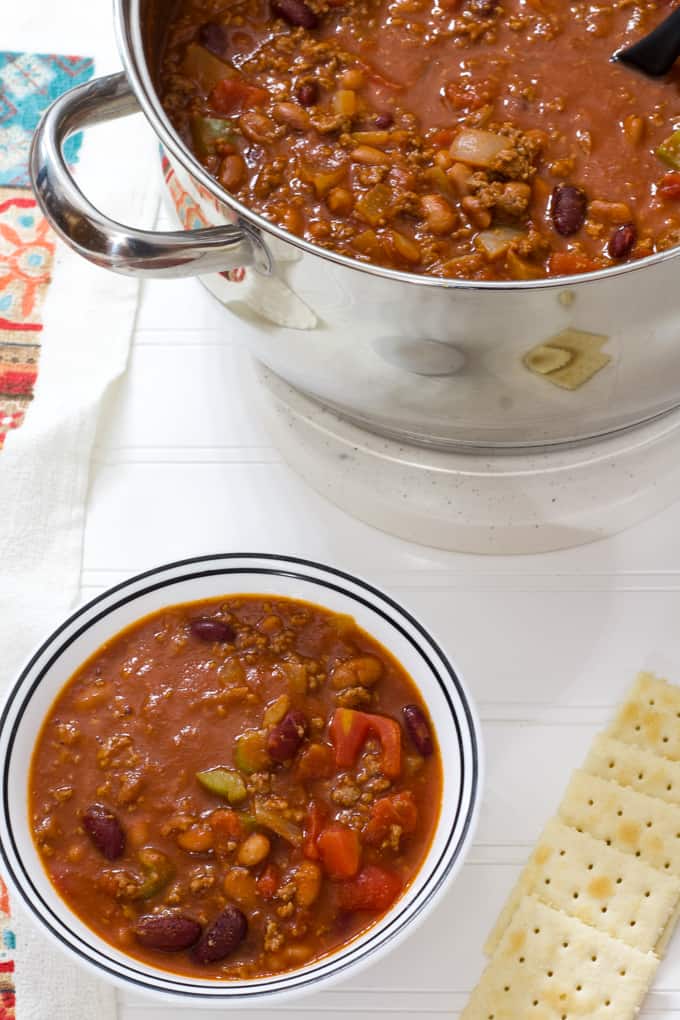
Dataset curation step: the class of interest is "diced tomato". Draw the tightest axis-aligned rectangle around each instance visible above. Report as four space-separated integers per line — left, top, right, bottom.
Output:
337 865 403 912
363 791 418 846
210 77 269 115
317 823 361 879
208 807 243 852
548 251 602 276
658 171 680 200
296 742 335 781
257 863 280 900
430 127 456 147
303 800 328 860
329 709 402 778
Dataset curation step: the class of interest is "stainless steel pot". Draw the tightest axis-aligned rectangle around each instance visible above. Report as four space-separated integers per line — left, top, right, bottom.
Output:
30 0 680 451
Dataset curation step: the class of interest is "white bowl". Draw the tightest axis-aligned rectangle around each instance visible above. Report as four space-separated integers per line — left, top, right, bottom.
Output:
0 553 482 1006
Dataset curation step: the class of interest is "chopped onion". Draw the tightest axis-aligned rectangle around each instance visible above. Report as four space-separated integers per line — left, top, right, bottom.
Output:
449 128 509 169
475 226 523 259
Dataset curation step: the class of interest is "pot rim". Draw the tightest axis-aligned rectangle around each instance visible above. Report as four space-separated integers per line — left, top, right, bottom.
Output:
117 0 679 291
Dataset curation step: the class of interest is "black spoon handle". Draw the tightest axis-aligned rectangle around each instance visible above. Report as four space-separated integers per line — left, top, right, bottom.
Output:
615 6 680 77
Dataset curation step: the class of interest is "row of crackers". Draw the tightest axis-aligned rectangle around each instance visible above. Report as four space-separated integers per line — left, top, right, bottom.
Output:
462 673 680 1019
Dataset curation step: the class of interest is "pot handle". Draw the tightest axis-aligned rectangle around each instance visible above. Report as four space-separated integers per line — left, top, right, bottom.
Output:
30 71 272 277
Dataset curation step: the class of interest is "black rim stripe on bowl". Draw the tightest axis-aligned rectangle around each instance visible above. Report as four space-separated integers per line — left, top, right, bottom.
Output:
0 554 479 998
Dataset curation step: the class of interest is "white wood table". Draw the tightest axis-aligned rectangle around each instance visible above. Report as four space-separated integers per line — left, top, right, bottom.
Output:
83 204 680 1018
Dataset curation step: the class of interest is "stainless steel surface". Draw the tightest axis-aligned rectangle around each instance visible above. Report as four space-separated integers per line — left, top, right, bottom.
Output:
30 0 680 450
30 70 272 277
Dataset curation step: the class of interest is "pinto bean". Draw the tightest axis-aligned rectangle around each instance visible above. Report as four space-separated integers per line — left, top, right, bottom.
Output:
192 905 248 964
134 913 202 952
271 0 319 28
273 102 310 131
608 223 637 259
189 618 235 643
551 184 587 236
237 832 271 866
267 710 308 761
82 804 125 860
402 705 434 756
219 154 246 192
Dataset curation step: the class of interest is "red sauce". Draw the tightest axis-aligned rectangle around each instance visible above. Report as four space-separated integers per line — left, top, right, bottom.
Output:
30 595 442 979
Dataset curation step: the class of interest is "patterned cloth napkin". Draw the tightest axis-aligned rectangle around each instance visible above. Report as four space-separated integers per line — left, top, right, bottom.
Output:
0 6 161 1017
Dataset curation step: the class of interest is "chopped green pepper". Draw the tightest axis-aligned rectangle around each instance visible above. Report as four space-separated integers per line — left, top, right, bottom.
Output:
658 129 680 170
196 767 247 804
253 801 303 846
123 848 175 901
234 730 271 773
190 115 236 159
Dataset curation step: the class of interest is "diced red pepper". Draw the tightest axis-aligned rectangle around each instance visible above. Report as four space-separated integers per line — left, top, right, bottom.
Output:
329 708 370 768
303 800 328 860
317 823 361 879
210 77 269 115
658 171 680 200
337 865 403 912
257 863 280 900
363 791 418 846
329 709 402 778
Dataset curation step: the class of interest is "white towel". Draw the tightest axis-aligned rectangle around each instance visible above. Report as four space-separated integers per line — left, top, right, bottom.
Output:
2 2 160 1017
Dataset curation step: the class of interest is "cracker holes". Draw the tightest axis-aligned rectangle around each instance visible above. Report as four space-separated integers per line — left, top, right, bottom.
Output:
645 820 653 828
572 892 579 900
665 861 671 869
635 851 641 857
547 971 554 978
616 878 623 885
634 725 641 732
591 955 598 962
576 985 582 992
638 772 644 781
601 907 608 914
616 810 623 817
604 999 611 1007
587 864 594 871
518 957 525 964
562 942 569 949
533 928 540 935
649 699 655 706
668 784 673 792
629 920 637 927
663 736 670 743
559 850 566 857
544 878 551 885
644 890 651 898
588 799 595 806
608 760 615 769
619 969 627 977
503 985 510 993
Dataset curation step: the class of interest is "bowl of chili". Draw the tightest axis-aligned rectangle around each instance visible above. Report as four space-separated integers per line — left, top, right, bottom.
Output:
0 553 481 1005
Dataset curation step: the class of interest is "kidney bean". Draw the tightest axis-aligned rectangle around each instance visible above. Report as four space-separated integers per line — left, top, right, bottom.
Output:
193 905 247 964
374 112 394 129
551 185 587 236
135 913 202 952
297 81 319 106
189 618 236 643
272 0 319 28
82 804 125 860
608 222 637 259
197 21 229 57
267 710 308 761
402 705 434 757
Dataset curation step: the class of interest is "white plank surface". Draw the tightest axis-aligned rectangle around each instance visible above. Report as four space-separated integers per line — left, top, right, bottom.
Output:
82 210 680 1018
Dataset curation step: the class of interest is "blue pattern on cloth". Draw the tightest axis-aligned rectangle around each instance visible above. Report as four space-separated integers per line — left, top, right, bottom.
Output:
0 53 94 187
